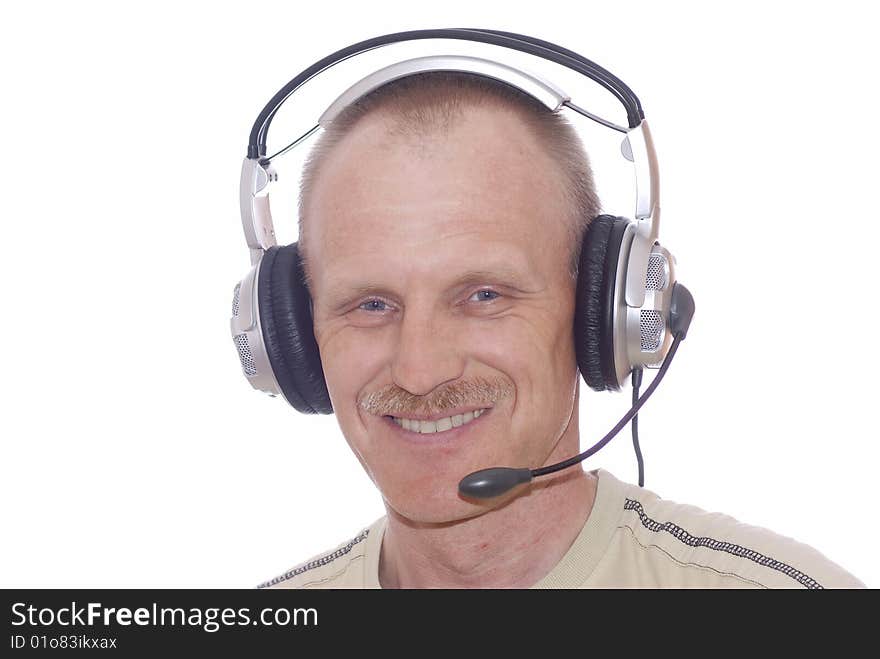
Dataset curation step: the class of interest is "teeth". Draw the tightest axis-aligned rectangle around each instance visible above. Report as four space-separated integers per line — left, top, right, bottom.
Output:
391 409 487 434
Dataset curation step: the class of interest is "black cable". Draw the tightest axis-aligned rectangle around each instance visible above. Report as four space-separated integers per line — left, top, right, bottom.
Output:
631 367 644 487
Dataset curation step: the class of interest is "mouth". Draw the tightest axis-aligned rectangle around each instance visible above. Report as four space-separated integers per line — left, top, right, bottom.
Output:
383 408 490 436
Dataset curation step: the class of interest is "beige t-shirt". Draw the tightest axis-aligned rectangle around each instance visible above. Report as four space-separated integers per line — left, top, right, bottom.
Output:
258 468 865 589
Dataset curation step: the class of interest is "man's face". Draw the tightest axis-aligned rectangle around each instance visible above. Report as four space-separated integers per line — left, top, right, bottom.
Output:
306 106 580 523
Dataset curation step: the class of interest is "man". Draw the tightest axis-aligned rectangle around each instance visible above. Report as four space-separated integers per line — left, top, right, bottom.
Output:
259 71 864 589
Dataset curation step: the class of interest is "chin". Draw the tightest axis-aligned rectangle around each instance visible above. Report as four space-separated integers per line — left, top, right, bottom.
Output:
378 474 512 525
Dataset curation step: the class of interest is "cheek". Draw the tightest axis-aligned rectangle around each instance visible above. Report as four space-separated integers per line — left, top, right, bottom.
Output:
471 309 575 375
475 310 577 422
316 325 389 411
468 315 576 417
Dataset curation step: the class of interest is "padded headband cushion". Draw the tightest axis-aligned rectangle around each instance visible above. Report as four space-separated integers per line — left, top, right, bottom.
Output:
257 244 333 414
575 214 628 392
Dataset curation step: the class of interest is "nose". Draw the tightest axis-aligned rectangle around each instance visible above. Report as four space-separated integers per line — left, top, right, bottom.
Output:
390 303 465 397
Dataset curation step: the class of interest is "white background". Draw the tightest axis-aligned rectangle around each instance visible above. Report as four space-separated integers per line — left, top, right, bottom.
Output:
1 1 877 588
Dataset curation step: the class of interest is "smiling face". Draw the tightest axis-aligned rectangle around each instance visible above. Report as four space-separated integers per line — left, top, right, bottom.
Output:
304 104 582 523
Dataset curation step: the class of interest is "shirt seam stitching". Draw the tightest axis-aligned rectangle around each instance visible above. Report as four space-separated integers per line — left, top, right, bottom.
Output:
623 498 822 589
616 524 770 588
256 528 370 589
298 555 365 589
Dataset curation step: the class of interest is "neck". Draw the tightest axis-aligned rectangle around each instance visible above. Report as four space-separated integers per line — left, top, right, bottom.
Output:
380 468 597 588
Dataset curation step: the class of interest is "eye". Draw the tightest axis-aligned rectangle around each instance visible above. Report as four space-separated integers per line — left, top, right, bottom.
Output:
358 299 389 312
469 289 500 303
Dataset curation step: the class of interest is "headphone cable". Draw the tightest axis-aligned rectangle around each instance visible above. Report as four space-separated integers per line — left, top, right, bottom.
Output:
631 367 645 487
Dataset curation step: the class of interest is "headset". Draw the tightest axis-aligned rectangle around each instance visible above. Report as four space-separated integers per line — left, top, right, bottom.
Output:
230 28 695 498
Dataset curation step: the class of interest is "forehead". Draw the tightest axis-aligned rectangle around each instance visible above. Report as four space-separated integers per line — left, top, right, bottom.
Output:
304 106 571 293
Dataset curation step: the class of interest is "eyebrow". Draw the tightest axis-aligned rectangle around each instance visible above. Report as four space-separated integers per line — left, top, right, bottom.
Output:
452 267 530 286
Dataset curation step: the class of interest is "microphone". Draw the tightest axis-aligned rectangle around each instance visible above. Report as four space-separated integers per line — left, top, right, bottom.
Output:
459 283 694 499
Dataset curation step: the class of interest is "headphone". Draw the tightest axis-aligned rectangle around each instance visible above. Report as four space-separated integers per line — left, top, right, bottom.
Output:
231 29 695 495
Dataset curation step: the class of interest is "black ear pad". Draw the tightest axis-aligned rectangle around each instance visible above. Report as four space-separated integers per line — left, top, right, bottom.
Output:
574 214 631 392
257 244 333 414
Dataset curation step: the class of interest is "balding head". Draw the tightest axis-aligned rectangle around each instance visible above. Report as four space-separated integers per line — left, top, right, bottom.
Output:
297 70 600 290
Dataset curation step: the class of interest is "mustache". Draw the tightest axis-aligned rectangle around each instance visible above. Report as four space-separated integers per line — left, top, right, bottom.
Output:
358 376 514 417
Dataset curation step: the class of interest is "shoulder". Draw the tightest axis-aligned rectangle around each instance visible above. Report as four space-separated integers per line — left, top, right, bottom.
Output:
614 480 865 589
257 518 383 589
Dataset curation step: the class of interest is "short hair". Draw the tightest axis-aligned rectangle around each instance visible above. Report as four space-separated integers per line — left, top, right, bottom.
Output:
297 70 601 287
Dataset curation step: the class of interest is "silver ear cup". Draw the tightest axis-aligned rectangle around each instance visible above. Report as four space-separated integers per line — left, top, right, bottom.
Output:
231 283 258 376
639 308 665 352
611 225 679 387
644 252 669 292
232 331 258 376
230 258 284 398
638 251 671 353
633 246 676 369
